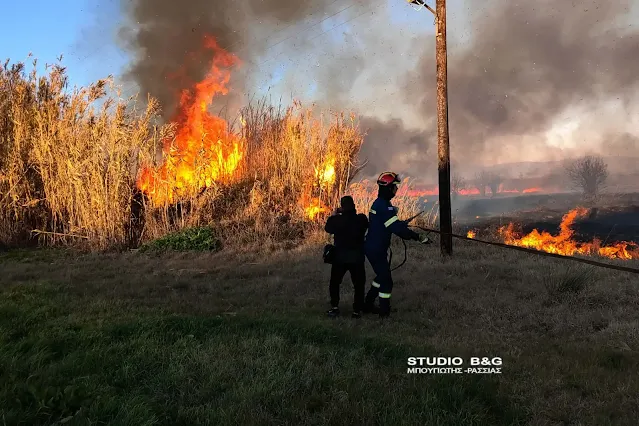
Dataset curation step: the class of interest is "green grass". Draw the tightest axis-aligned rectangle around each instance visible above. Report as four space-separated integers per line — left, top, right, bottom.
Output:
139 227 222 253
1 241 638 425
0 281 522 426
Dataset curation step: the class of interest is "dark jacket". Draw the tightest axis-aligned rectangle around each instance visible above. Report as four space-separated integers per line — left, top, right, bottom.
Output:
364 196 419 256
325 210 369 264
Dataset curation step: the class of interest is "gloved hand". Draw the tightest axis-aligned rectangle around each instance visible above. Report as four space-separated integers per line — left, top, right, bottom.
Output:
417 233 433 244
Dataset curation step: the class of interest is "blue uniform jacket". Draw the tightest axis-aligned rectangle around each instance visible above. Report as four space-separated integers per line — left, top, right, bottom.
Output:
364 197 420 256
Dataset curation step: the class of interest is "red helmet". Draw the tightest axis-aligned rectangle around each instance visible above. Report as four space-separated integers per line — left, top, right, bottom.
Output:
377 171 401 187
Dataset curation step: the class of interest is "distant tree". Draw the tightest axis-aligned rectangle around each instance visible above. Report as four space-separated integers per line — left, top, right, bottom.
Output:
474 171 489 197
451 173 467 201
487 173 502 198
565 155 608 198
474 171 502 197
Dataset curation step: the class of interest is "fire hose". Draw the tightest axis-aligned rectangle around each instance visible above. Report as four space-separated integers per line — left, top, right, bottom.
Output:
388 210 433 271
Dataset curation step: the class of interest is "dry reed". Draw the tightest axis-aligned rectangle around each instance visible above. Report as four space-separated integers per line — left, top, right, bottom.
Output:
0 58 166 250
0 59 373 250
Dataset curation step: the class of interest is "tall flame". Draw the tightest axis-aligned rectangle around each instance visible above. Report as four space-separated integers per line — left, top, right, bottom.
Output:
137 35 244 205
499 207 639 260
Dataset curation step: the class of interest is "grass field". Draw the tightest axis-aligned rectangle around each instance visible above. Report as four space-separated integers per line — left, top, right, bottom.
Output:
1 241 638 425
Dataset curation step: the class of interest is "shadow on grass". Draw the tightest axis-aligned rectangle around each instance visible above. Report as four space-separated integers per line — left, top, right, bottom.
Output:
0 281 528 426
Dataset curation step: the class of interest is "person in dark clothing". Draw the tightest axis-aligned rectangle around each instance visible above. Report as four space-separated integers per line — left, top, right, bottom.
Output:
324 195 369 318
364 172 431 318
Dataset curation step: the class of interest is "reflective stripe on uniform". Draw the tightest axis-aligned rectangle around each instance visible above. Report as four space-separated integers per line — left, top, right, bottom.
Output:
370 209 376 214
384 216 399 227
371 281 380 288
379 292 391 299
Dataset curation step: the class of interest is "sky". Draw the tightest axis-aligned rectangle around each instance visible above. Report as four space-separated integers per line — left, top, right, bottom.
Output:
1 0 127 89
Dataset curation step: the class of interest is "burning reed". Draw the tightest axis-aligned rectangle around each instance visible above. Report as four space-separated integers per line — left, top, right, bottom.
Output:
0 54 364 250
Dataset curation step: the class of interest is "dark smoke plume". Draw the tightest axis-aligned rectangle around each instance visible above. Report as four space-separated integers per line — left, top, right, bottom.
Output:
117 0 363 119
404 0 639 168
357 116 434 179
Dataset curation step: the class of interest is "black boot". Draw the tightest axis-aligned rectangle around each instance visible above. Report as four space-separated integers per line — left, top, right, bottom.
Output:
362 303 379 314
327 307 340 318
379 299 391 318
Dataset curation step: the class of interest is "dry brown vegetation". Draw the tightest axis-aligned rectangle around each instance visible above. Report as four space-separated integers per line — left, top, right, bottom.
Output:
0 59 365 251
347 178 438 228
0 59 164 249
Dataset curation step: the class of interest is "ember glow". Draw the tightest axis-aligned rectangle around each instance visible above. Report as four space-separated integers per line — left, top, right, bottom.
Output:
137 36 245 206
467 230 476 239
403 186 552 198
303 157 336 220
499 207 639 260
522 187 542 194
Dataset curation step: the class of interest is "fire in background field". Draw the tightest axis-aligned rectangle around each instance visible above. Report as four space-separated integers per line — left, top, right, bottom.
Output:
499 207 639 260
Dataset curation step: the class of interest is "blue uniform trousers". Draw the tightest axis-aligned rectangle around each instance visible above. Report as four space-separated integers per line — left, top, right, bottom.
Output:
364 250 393 314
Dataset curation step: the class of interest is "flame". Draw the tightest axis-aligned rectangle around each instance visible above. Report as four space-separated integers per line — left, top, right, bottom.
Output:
467 230 476 239
136 35 244 205
305 198 329 220
301 156 337 220
459 188 481 196
315 159 336 188
499 207 639 260
523 187 542 194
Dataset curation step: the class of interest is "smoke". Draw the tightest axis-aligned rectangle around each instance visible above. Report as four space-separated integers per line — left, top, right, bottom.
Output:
117 0 366 119
357 116 433 179
404 0 639 170
116 0 639 179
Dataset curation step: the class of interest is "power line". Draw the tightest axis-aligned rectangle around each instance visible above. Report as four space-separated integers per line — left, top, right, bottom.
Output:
221 0 345 57
88 0 372 98
252 0 385 70
85 0 359 73
120 0 383 98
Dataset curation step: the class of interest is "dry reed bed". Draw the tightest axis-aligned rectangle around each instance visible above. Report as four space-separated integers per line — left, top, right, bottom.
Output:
0 59 372 250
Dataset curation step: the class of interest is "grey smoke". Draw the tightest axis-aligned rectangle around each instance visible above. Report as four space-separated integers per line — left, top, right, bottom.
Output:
357 116 434 179
116 0 639 179
404 0 639 170
117 0 365 119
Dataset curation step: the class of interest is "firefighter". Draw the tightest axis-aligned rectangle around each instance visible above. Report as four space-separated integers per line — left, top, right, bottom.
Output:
364 172 431 318
324 196 369 318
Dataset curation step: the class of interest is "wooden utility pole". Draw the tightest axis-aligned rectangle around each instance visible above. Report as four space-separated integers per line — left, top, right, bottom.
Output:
405 0 453 256
435 0 452 256
407 0 453 256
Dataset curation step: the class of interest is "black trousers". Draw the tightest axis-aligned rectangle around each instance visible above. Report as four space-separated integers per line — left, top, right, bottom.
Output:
329 262 366 312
